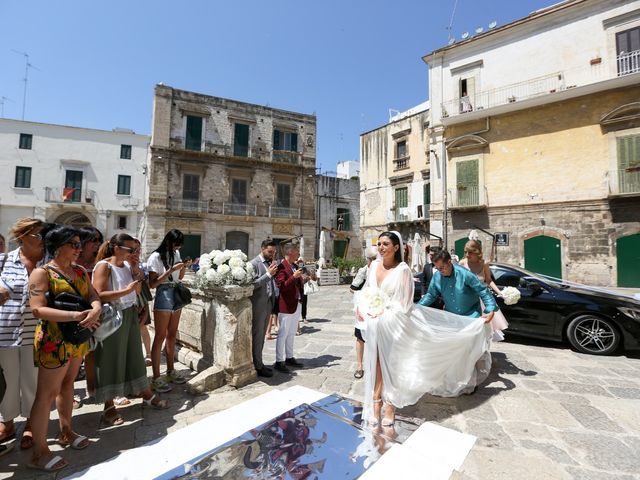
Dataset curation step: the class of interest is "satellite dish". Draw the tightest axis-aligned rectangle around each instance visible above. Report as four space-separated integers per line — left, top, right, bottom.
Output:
461 32 469 39
448 38 455 45
475 27 484 34
489 20 497 29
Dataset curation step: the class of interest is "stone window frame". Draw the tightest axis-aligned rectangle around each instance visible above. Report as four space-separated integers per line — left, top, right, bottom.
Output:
602 8 640 78
116 174 132 197
182 113 206 152
607 125 640 182
449 150 486 202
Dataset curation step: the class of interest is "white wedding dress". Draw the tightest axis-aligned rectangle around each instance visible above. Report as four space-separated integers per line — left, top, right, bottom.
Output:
355 260 492 421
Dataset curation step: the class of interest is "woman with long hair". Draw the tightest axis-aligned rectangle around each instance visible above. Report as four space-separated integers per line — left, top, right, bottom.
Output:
459 239 509 341
28 225 102 472
0 219 49 451
355 231 491 428
92 234 168 426
147 229 191 392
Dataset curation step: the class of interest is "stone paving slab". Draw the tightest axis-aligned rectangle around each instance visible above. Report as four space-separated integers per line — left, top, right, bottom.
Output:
1 284 640 479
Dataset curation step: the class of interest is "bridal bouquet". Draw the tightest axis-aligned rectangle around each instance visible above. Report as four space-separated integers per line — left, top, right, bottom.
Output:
195 249 255 287
500 286 521 305
358 287 391 317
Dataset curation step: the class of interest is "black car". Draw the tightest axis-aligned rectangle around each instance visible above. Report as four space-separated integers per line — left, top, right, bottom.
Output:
489 263 640 356
413 272 424 302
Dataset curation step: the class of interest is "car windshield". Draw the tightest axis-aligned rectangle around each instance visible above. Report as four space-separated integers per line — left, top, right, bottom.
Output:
491 265 565 289
536 274 568 289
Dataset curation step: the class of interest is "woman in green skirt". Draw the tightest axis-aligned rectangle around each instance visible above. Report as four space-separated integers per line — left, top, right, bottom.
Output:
92 234 168 426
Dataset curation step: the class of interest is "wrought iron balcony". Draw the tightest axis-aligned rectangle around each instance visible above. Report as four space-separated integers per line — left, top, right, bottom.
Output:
442 72 564 118
44 187 96 204
618 50 640 76
168 198 210 213
272 151 300 164
223 203 257 216
608 168 640 197
269 206 300 219
449 185 486 209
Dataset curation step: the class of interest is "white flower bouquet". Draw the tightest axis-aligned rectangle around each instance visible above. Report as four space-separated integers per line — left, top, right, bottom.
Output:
195 249 255 287
500 286 521 305
358 287 391 317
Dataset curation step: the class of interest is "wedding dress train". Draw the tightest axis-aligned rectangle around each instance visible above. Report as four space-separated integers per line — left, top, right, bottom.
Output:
355 260 492 422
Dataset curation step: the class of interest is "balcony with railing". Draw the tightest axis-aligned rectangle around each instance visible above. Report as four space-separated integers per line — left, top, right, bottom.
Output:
442 72 564 118
272 150 300 164
449 185 486 209
269 206 300 219
168 198 210 213
618 50 640 76
608 167 640 197
393 156 410 171
223 202 257 216
45 187 96 205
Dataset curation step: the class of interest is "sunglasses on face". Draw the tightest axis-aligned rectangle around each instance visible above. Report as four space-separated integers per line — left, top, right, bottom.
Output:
28 233 43 240
118 245 140 254
66 241 82 249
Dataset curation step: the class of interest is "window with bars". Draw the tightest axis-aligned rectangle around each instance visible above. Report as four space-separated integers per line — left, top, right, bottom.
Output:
273 130 298 151
231 178 248 204
117 215 128 229
14 166 32 188
183 174 200 200
117 175 131 195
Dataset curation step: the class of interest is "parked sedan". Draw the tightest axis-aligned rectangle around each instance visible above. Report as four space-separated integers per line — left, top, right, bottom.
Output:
489 263 640 355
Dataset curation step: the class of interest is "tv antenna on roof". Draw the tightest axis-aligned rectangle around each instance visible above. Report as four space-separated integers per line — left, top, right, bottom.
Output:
445 0 459 43
11 50 41 120
0 96 14 118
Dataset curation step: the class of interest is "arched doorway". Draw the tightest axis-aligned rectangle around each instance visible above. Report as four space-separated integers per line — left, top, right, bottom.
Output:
617 233 640 287
226 231 249 255
53 211 92 228
524 235 562 279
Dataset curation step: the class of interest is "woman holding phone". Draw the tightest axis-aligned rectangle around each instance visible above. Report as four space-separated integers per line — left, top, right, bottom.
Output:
147 229 191 393
92 234 168 426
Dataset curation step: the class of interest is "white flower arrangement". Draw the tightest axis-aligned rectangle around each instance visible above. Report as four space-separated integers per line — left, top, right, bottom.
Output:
500 286 521 306
196 249 254 287
358 286 391 317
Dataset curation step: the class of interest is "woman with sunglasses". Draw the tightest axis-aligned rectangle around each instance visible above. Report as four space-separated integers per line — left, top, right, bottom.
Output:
147 229 190 393
0 219 51 452
28 225 102 472
92 234 168 426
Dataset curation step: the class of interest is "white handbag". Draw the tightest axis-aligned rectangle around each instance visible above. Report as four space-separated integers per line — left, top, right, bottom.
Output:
304 279 319 295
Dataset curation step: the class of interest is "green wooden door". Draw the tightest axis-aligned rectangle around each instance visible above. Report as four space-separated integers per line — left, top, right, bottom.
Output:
617 233 640 287
617 136 640 194
456 160 479 206
182 234 201 262
333 239 348 259
524 235 562 279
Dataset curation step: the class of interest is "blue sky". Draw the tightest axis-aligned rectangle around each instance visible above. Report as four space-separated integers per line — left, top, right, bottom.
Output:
0 0 553 172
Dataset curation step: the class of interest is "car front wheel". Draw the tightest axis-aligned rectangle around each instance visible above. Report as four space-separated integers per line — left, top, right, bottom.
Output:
567 315 620 355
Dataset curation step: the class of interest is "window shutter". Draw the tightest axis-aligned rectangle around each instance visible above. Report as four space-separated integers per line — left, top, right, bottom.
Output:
291 133 298 152
273 130 281 150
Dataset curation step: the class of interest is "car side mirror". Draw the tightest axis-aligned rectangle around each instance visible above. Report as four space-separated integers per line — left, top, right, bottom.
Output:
527 281 543 292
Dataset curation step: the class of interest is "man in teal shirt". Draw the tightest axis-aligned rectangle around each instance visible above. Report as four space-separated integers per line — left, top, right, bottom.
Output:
419 250 496 322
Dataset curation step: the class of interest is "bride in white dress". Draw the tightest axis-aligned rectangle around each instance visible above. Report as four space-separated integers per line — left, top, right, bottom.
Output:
355 232 492 426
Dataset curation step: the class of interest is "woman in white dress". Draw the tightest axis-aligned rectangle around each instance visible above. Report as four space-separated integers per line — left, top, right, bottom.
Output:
355 232 491 427
458 240 509 341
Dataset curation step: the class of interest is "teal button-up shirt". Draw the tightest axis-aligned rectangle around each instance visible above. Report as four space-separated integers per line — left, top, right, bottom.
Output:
418 264 496 317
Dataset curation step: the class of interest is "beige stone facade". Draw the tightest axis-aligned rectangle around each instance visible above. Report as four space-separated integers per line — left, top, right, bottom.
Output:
432 84 640 286
359 103 434 248
143 85 316 260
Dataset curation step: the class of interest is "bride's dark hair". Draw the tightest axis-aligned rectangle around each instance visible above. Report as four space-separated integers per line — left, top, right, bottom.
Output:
379 232 402 263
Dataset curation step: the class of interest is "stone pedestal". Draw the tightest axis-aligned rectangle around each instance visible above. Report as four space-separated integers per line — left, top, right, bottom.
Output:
176 282 257 393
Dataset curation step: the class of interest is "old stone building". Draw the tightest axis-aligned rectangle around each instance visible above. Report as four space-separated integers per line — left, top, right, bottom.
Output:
359 102 433 248
144 85 316 260
423 0 640 286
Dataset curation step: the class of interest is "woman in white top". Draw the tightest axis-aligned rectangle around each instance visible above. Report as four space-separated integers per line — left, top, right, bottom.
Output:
146 229 191 393
92 234 168 426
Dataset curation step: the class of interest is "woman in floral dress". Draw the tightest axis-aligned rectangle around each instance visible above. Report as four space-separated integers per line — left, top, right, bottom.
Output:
28 226 102 472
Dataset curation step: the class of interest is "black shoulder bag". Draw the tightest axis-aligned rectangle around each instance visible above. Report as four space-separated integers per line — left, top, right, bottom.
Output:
44 266 93 345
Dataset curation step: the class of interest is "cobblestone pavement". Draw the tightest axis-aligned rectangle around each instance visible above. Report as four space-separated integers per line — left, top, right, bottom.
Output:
2 284 640 479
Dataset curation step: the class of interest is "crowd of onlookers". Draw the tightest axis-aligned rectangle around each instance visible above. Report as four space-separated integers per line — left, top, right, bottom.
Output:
0 219 192 472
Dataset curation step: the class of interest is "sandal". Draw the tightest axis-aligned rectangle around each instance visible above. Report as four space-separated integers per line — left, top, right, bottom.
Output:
143 394 169 410
57 433 90 450
72 394 82 409
354 369 364 379
113 396 131 406
166 370 187 385
20 431 34 450
100 406 124 426
151 377 173 393
382 403 395 427
369 399 382 426
145 356 152 367
27 454 68 472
